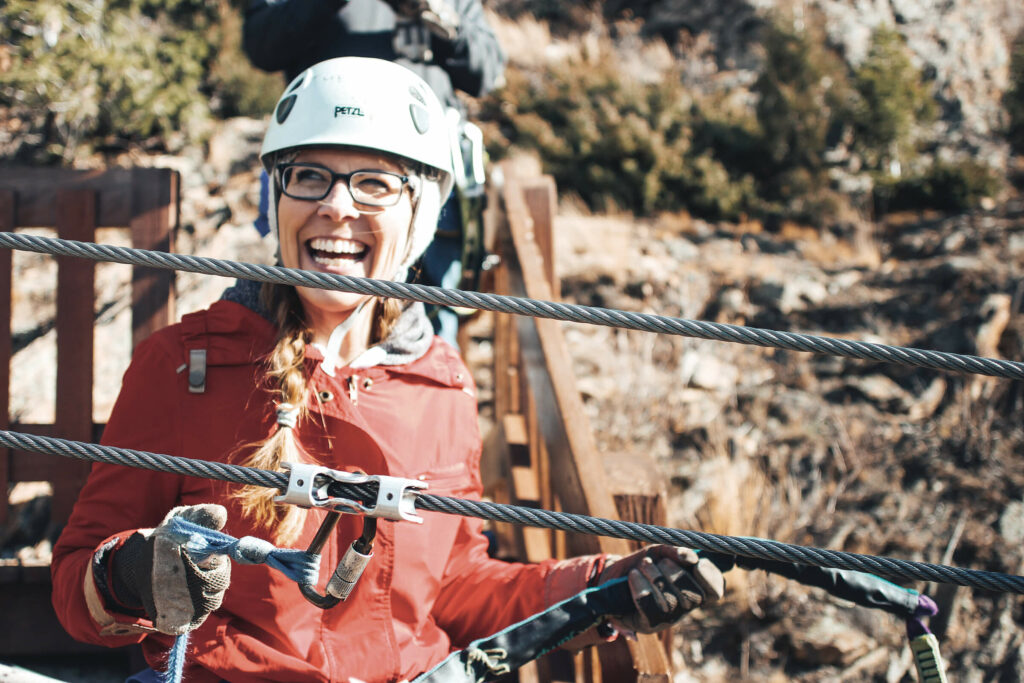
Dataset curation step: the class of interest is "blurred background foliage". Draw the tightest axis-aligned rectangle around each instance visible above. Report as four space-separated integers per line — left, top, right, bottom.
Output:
1 1 1021 222
483 15 1007 223
0 0 282 162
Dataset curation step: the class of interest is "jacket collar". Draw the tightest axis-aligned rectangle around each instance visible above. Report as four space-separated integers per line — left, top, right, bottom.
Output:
218 278 434 370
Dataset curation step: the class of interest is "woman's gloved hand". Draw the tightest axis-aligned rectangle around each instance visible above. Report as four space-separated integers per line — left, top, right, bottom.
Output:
109 504 231 635
598 546 725 634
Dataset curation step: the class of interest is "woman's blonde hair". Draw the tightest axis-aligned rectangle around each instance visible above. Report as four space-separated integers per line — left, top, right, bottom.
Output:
231 282 404 544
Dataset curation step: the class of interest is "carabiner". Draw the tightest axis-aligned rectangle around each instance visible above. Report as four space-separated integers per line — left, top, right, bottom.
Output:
299 511 378 609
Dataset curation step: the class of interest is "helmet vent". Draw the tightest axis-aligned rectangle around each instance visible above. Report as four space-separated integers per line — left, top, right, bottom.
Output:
276 95 297 124
409 103 430 134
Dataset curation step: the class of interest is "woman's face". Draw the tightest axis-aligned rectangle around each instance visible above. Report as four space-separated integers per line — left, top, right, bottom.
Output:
276 147 413 320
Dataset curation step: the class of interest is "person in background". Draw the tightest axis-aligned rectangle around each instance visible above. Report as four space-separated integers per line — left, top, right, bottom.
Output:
51 57 724 683
243 0 506 348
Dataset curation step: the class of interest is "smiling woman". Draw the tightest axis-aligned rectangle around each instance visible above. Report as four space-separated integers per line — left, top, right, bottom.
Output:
49 56 724 683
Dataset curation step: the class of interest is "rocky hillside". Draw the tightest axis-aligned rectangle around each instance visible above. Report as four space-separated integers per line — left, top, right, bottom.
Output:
493 0 1024 171
549 197 1024 680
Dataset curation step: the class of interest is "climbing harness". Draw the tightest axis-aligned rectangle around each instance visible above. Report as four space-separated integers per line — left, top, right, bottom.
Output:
701 552 948 683
0 428 1000 680
414 578 633 683
149 513 953 683
445 109 489 298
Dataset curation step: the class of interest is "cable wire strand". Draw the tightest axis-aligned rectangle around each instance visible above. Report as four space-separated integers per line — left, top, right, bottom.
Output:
1 232 1022 380
2 428 1022 595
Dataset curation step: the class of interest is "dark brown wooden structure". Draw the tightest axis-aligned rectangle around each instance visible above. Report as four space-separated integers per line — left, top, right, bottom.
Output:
0 166 178 657
482 167 673 682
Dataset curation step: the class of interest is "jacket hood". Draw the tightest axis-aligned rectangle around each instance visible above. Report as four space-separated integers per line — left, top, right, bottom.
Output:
219 278 433 369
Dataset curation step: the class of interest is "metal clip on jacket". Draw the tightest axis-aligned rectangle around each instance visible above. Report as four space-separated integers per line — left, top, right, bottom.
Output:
274 463 426 609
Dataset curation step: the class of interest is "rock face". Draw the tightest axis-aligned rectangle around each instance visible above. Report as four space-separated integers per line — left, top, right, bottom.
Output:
596 0 1024 169
818 0 1023 169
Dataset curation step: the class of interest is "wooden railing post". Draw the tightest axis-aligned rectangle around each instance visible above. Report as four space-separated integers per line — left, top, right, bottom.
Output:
0 166 178 659
53 189 97 524
130 167 177 349
488 168 673 682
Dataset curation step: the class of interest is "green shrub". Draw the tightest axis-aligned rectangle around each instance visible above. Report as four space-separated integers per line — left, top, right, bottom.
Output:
850 27 935 170
205 2 284 119
0 0 275 163
752 18 854 194
479 52 758 219
873 159 1001 213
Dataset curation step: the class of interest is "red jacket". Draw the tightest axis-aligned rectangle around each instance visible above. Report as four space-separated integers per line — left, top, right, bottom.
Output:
52 301 596 682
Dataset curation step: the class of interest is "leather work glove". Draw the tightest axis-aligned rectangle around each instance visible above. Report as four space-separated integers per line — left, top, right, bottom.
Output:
598 546 725 634
385 0 461 41
109 504 231 635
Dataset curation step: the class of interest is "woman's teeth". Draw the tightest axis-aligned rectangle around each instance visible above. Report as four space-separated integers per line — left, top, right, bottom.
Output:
308 237 368 266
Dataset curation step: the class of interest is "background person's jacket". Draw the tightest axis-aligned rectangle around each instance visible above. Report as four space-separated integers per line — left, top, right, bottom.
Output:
52 291 599 683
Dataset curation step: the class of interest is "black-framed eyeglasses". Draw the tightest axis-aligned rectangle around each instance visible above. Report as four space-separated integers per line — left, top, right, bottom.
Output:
276 162 410 207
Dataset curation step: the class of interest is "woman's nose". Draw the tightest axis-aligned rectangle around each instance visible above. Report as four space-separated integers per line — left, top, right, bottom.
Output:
316 183 360 220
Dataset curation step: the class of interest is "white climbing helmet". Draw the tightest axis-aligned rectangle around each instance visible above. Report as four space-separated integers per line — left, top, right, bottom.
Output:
260 57 455 274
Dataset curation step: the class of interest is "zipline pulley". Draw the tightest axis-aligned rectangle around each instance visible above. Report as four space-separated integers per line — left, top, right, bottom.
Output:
278 463 424 608
275 462 425 521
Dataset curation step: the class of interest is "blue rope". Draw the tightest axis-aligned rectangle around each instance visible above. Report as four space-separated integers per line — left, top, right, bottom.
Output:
166 517 320 585
157 517 321 683
163 635 188 683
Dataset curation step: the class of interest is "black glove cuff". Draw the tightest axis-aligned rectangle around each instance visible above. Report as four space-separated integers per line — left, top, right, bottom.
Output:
108 532 150 614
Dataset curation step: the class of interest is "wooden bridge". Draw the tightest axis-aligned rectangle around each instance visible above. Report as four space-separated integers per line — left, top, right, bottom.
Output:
0 164 675 680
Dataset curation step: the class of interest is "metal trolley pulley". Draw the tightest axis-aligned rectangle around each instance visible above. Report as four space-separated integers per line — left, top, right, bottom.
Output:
274 463 426 609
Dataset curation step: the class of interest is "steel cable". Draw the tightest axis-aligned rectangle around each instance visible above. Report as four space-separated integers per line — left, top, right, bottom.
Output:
1 231 1022 380
3 429 1022 594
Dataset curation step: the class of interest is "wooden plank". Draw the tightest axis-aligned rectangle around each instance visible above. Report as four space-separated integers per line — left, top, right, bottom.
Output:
0 583 124 657
0 190 14 525
526 388 555 557
0 167 136 229
503 218 622 540
53 189 97 524
503 413 529 445
511 466 541 502
130 168 177 349
523 177 559 299
503 175 672 680
491 186 512 423
606 451 668 554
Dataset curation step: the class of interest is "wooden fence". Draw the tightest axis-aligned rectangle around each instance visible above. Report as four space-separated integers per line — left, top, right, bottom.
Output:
0 166 178 658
